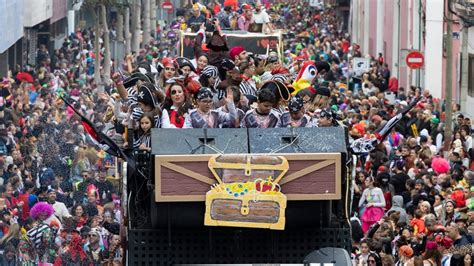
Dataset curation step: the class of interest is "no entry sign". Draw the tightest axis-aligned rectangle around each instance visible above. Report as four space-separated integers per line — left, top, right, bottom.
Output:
162 1 173 11
406 50 424 69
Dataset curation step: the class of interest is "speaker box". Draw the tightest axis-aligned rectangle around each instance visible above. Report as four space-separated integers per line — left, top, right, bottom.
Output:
303 247 351 265
248 127 347 154
151 128 248 155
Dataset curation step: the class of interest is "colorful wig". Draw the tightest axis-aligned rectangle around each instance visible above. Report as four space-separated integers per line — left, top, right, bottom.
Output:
29 202 54 220
431 157 450 174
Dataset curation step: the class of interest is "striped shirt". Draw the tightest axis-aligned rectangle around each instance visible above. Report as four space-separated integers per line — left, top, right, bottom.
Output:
239 78 257 97
133 131 152 150
27 223 51 249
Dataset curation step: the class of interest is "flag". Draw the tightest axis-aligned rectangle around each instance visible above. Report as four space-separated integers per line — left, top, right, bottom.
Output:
60 97 136 170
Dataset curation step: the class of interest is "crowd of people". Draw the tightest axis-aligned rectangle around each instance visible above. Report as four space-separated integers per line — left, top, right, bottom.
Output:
0 0 471 265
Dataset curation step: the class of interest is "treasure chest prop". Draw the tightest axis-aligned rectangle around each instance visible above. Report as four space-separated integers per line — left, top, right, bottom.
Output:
155 153 341 202
204 155 289 230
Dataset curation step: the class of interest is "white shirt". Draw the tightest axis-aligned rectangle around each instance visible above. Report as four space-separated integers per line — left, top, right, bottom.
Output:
53 201 71 222
252 10 270 24
464 135 472 152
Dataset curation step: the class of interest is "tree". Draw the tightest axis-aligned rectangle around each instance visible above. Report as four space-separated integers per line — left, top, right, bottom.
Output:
117 9 124 42
101 3 111 85
125 7 131 54
84 1 103 90
82 0 110 92
143 0 151 45
150 0 157 39
131 0 141 52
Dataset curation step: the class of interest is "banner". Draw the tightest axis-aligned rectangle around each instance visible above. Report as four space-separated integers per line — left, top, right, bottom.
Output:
352 57 370 77
180 31 282 59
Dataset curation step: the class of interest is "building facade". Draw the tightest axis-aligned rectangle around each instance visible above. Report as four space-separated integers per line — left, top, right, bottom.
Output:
0 0 67 77
350 0 462 102
0 0 25 77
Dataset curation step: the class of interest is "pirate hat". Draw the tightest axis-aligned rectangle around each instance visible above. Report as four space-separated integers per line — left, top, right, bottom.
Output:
206 32 229 52
261 80 291 102
138 83 158 107
175 57 196 73
123 72 155 88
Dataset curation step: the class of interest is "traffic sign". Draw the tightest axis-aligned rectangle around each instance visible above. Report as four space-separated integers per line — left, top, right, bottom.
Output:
406 50 424 69
162 1 173 11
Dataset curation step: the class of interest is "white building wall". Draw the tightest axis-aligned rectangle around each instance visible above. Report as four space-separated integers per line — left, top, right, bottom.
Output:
391 0 400 79
363 0 370 56
0 0 24 53
351 0 359 46
424 0 444 98
23 0 53 27
376 0 384 56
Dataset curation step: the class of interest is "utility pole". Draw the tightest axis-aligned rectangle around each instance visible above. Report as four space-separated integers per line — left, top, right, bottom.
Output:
444 0 453 151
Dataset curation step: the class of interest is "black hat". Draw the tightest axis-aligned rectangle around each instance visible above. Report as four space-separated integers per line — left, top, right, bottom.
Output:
206 32 229 51
245 94 258 106
316 86 331 97
138 83 158 107
195 87 213 101
267 55 278 64
315 61 331 73
261 80 291 102
221 58 236 71
175 57 196 73
377 172 390 183
319 109 333 119
288 97 304 113
123 72 155 88
136 62 158 75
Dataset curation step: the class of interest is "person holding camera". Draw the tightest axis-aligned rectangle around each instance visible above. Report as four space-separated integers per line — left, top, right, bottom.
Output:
188 4 206 32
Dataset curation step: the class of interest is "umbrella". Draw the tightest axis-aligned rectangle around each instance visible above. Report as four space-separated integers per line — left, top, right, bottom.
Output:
16 72 34 83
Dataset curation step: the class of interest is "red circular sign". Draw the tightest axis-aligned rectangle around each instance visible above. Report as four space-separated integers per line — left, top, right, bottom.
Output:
162 1 173 10
406 50 424 69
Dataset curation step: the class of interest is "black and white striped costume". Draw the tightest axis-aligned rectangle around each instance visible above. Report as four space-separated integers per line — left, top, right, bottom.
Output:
133 131 152 150
27 222 51 249
239 78 257 97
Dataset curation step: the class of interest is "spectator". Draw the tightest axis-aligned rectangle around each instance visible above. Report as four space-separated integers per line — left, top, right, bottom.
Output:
359 175 386 232
446 224 470 248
